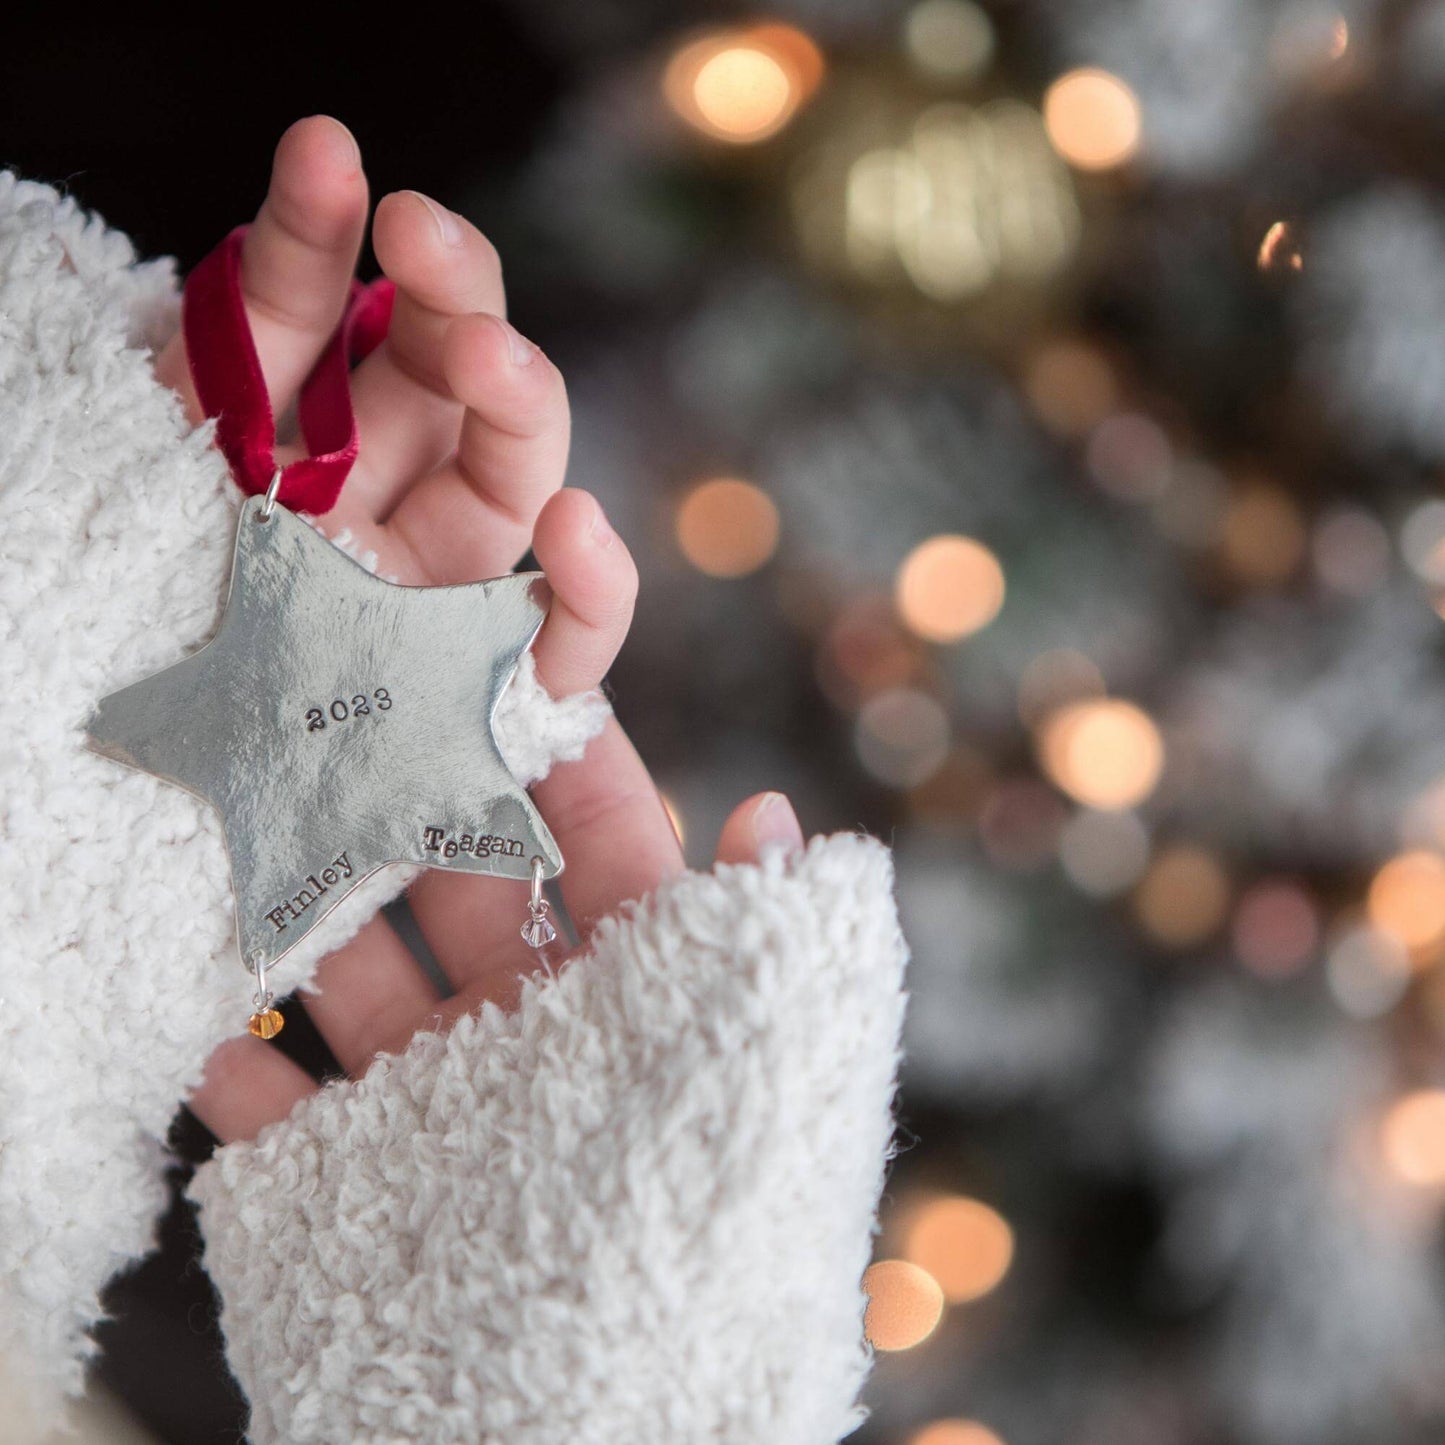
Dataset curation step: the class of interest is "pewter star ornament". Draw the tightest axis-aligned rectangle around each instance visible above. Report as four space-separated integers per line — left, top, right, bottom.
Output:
87 495 562 972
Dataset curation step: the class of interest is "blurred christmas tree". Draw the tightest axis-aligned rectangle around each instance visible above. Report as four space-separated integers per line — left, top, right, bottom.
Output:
475 3 1445 1442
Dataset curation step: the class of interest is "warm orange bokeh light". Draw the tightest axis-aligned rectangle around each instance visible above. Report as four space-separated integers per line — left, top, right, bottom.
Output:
1023 337 1119 437
1368 851 1445 956
1038 699 1164 810
675 478 780 577
895 535 1006 643
909 1422 1006 1445
1043 68 1142 171
903 1196 1014 1304
1133 844 1231 948
1258 220 1304 274
1220 483 1306 585
1382 1089 1445 1185
862 1259 946 1351
663 25 822 143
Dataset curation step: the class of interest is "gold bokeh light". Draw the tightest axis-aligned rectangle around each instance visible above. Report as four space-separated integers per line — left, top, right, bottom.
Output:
675 478 780 578
909 1423 1006 1445
1038 698 1164 810
903 1195 1014 1304
1133 844 1231 948
1383 1089 1445 1186
1043 68 1142 172
895 535 1006 643
664 25 822 144
1368 851 1445 957
862 1259 946 1351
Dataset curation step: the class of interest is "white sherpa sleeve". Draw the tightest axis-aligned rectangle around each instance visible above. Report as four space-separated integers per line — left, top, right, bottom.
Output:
0 174 607 1435
189 834 907 1445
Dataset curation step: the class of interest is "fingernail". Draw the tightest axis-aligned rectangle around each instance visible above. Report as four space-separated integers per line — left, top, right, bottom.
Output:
588 496 617 548
406 190 464 247
751 792 804 856
319 116 361 169
494 315 539 367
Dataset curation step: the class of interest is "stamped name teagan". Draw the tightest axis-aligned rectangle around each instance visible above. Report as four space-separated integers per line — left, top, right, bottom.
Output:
266 851 354 932
423 827 525 860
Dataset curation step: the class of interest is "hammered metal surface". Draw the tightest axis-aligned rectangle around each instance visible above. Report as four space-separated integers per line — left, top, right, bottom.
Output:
87 496 561 970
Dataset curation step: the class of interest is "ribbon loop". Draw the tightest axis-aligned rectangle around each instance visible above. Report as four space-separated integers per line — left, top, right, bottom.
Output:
182 226 394 515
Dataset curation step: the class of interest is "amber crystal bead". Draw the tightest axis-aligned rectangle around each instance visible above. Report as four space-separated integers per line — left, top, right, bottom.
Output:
247 1007 285 1040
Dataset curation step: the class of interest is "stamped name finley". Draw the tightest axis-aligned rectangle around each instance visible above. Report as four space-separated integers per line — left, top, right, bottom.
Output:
265 851 354 933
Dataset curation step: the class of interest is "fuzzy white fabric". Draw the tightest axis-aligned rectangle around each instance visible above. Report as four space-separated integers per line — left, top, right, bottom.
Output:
191 834 906 1445
0 174 606 1428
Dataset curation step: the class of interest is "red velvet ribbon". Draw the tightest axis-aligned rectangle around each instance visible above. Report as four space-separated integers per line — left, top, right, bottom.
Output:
182 226 395 515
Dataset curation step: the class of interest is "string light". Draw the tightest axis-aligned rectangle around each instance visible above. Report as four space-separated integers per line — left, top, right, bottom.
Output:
1133 844 1231 948
664 24 823 144
675 478 780 578
1312 508 1391 597
978 778 1068 872
818 595 918 708
1382 1089 1445 1186
895 535 1006 643
1042 68 1142 172
862 1259 946 1350
909 1423 1006 1445
903 1195 1014 1304
1037 699 1164 811
1367 851 1445 957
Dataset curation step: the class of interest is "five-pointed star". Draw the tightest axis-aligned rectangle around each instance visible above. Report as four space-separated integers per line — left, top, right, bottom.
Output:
87 496 561 971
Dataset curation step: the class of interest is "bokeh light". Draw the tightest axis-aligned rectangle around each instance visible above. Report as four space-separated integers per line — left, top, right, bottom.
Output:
1326 924 1411 1019
978 778 1069 872
1023 337 1119 437
1231 879 1319 978
1043 68 1142 171
856 687 951 787
675 478 780 578
1382 1090 1445 1186
1037 699 1165 810
1058 808 1151 898
904 0 995 83
1368 851 1445 957
903 1195 1014 1304
1134 844 1231 948
1017 649 1106 728
1220 482 1306 586
1258 220 1304 273
818 595 918 708
1312 508 1391 596
895 535 1006 643
664 25 822 143
908 1423 1006 1445
1085 412 1173 502
863 1259 946 1350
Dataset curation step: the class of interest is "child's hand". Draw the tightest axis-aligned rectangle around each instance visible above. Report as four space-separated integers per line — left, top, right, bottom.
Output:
166 118 805 1142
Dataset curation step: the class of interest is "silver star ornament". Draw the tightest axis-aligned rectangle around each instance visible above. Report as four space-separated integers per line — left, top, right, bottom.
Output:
87 496 562 972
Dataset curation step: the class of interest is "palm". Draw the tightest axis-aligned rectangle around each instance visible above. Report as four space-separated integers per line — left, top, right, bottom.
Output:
177 119 799 1145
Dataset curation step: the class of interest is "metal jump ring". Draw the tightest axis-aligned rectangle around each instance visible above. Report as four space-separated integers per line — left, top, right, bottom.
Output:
250 949 274 1012
258 468 284 523
530 856 546 915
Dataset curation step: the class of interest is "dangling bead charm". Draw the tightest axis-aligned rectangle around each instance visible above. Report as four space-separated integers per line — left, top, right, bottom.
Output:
247 950 286 1040
521 856 557 950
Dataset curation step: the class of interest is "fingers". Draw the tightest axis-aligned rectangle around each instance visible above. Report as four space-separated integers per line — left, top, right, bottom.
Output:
533 718 685 942
714 792 806 867
380 314 571 583
406 489 638 982
297 913 445 1077
188 1033 318 1145
156 116 368 422
338 192 508 525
